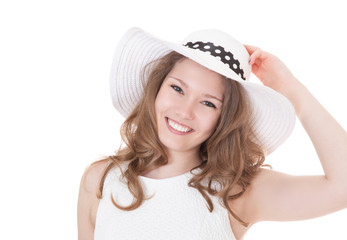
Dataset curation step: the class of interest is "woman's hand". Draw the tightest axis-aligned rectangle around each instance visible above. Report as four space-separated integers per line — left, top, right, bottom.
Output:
244 45 301 99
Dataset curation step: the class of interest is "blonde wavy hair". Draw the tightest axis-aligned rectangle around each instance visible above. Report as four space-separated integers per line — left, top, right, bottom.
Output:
95 51 265 227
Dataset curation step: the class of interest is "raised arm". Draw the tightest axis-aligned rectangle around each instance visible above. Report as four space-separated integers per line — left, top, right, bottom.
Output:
236 45 347 224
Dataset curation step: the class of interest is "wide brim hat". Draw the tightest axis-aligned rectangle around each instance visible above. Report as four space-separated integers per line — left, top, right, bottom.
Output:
110 27 296 155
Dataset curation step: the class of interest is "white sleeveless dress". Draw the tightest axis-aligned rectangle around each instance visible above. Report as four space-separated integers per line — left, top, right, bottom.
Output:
94 163 236 240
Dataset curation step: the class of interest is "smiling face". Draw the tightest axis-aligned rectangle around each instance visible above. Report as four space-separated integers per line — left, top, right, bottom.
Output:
155 58 226 157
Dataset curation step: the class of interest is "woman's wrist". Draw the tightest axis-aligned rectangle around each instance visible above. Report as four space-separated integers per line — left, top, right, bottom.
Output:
280 79 309 117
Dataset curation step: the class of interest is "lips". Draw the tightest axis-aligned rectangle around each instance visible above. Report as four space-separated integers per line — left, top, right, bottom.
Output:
165 117 194 135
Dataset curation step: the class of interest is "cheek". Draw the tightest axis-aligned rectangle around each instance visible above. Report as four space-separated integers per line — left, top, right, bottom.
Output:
200 113 220 135
155 89 178 115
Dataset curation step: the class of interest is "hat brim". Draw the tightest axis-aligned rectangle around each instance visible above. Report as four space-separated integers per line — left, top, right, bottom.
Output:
110 27 296 155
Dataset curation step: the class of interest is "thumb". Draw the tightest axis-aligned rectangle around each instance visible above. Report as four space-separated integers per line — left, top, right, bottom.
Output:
249 48 263 66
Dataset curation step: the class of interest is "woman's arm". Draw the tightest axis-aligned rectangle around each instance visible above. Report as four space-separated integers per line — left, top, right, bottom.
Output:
236 46 347 224
77 160 109 240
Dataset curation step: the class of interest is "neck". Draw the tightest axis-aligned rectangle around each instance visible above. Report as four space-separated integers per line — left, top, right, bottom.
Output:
142 150 202 179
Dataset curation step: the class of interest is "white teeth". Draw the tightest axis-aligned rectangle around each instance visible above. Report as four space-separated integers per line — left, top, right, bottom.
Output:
167 118 192 133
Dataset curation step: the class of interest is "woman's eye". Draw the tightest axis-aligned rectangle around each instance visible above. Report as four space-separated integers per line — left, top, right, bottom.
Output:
170 84 216 109
203 101 216 108
171 85 183 94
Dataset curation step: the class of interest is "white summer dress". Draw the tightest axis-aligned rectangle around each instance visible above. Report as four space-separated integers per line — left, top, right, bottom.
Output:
94 163 236 240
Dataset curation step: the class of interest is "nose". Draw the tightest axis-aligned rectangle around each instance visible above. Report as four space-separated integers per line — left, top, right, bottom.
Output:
176 100 195 120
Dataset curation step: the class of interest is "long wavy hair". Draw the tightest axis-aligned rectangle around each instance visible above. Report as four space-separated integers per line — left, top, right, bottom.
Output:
95 51 265 227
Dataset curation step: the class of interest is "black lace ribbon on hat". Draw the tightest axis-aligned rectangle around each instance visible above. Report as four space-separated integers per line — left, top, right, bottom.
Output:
183 41 245 80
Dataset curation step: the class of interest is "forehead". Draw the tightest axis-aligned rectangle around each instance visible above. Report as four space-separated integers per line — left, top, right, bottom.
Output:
167 58 226 96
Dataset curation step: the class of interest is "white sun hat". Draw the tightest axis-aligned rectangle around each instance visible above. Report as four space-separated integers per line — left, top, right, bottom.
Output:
110 27 296 155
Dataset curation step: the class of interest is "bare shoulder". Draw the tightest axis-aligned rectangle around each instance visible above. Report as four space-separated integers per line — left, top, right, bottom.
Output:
228 167 272 213
80 159 111 193
77 159 111 239
230 167 281 213
227 167 275 237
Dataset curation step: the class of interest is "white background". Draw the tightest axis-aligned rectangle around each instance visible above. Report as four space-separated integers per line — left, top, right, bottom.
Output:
1 0 347 239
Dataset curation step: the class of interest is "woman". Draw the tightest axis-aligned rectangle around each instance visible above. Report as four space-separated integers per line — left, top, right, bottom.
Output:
77 27 347 239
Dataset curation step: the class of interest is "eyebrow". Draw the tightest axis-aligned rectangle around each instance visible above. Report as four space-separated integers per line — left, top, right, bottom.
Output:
168 76 223 103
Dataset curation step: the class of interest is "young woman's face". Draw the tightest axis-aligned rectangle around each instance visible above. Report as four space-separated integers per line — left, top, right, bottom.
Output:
155 58 225 155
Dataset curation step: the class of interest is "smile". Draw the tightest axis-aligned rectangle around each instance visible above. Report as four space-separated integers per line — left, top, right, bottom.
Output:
165 117 194 134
